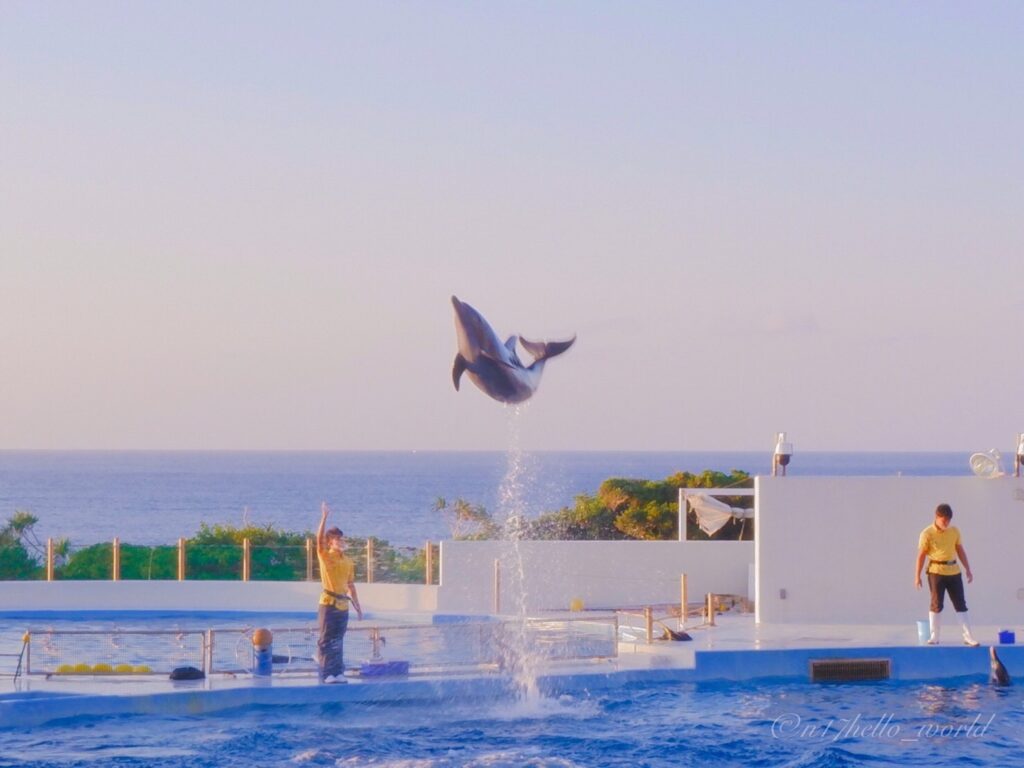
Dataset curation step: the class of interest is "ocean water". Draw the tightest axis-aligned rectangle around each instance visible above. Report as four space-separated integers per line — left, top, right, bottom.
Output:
2 678 1021 767
0 451 974 548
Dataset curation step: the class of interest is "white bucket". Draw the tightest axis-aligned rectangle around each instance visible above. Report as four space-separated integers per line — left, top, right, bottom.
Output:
916 619 929 644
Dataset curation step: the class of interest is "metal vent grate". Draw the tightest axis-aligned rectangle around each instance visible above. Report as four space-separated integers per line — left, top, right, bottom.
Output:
810 658 891 683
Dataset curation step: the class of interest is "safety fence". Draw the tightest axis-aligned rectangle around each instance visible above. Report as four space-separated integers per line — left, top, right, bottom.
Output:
0 539 439 585
21 616 619 678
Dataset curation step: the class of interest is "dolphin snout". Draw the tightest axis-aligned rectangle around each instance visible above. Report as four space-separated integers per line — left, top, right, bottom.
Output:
451 296 479 327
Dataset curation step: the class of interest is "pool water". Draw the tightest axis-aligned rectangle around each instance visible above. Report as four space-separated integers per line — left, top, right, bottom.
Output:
2 678 1022 767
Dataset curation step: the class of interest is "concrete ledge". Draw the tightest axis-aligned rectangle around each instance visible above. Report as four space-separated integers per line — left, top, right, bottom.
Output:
0 581 437 615
4 642 1020 729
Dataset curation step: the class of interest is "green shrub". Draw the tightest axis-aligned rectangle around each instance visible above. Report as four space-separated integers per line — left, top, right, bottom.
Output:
0 511 53 580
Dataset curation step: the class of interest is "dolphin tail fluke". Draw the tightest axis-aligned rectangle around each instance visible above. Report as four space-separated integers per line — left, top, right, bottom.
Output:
991 647 1012 685
520 335 576 364
452 353 468 391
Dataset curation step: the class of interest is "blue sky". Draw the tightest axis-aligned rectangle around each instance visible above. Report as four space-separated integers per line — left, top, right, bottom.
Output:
1 2 1022 451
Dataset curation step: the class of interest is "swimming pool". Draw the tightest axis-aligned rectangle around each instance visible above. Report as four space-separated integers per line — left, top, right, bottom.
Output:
3 613 1023 766
2 677 1022 767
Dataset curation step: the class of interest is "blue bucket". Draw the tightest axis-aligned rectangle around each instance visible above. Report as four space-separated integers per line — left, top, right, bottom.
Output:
998 630 1015 645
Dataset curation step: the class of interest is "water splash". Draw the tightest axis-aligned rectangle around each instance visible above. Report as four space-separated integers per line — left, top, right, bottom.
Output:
495 404 540 700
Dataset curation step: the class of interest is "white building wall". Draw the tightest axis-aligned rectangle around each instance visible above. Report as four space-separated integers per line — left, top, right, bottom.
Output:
756 476 1024 625
438 540 754 614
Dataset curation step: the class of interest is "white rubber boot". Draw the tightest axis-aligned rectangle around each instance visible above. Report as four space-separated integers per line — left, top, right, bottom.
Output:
958 613 980 647
928 611 941 644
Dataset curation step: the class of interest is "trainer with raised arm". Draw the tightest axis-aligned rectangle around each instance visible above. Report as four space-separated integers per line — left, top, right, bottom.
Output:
914 503 979 646
316 502 362 683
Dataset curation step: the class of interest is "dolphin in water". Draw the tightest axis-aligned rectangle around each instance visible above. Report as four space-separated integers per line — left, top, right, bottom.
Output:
451 296 575 404
990 647 1012 686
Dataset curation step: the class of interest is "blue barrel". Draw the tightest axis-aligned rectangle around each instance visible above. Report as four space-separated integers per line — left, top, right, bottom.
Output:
252 628 274 676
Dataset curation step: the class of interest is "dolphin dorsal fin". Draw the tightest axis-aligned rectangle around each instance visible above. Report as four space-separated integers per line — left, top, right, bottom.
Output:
504 335 518 352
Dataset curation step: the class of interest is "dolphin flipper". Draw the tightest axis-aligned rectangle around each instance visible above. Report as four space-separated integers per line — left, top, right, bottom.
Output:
520 336 576 364
452 353 468 391
504 336 518 352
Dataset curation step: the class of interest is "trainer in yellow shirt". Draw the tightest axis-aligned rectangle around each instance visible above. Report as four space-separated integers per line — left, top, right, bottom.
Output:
316 502 362 683
914 503 978 646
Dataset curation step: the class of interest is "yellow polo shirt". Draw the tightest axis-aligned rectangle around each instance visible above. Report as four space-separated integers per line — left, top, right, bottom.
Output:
918 524 962 576
317 549 356 610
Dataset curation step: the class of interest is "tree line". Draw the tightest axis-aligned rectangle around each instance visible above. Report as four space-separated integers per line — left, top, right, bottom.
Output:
1 469 753 580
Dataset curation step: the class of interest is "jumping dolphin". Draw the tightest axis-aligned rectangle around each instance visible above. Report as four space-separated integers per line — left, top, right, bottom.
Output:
451 296 575 404
990 647 1012 686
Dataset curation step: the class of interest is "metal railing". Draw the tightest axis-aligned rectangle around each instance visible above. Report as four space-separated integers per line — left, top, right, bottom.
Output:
616 590 754 643
25 629 207 676
22 616 618 678
4 538 439 584
0 633 29 683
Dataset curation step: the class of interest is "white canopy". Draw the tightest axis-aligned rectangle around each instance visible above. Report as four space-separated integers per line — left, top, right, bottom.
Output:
687 493 754 537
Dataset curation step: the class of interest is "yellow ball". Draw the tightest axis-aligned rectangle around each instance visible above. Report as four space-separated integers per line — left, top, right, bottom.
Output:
114 664 134 674
73 663 91 674
55 664 75 675
252 628 273 650
133 665 152 674
569 598 584 612
92 663 113 673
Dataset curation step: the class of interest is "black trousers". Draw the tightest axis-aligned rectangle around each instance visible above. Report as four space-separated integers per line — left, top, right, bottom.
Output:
317 604 350 679
928 572 967 613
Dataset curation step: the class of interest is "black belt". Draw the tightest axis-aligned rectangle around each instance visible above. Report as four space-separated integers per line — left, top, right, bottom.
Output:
930 560 957 566
323 589 350 601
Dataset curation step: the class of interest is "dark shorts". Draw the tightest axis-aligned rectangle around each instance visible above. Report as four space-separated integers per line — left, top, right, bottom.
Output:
928 572 967 613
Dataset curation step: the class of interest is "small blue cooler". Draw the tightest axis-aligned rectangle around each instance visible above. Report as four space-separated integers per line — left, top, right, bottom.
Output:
360 660 410 677
998 629 1015 644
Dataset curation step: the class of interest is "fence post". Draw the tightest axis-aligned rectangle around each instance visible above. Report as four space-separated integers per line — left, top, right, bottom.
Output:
493 558 501 614
680 574 688 629
177 538 186 581
242 538 251 582
112 537 121 582
366 539 375 583
644 606 654 644
424 541 433 586
305 537 314 581
46 538 54 582
204 630 214 676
